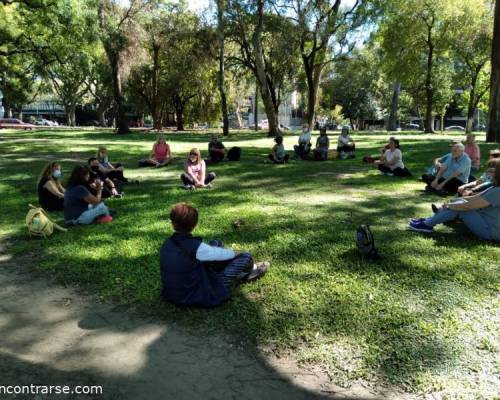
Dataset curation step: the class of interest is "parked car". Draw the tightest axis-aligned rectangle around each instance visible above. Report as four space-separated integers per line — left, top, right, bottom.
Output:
0 118 36 130
402 123 422 131
445 125 465 131
34 118 58 126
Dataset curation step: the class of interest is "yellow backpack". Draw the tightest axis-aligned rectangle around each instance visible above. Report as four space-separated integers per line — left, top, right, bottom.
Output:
26 204 67 238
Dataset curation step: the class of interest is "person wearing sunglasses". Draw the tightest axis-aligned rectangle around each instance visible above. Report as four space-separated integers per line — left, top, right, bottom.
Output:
181 148 216 190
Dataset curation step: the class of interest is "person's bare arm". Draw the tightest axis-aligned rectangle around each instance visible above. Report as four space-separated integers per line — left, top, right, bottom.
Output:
199 161 207 187
83 181 103 205
44 180 64 198
446 194 490 211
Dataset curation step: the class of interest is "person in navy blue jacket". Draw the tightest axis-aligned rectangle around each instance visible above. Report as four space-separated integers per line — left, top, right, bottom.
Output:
160 202 269 308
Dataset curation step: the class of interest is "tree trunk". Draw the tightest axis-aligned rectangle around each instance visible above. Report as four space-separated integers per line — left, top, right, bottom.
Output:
254 82 258 131
441 114 445 133
216 0 229 136
175 99 185 131
487 0 500 142
424 25 435 133
388 82 401 131
98 106 107 127
235 100 243 128
2 96 10 118
152 44 161 131
108 51 129 134
253 0 279 137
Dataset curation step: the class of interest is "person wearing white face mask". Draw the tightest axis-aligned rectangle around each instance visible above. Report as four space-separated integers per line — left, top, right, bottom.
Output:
293 124 312 160
96 146 131 183
37 162 65 211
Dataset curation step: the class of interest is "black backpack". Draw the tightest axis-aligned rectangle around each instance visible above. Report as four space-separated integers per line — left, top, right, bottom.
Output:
356 225 381 261
227 146 241 161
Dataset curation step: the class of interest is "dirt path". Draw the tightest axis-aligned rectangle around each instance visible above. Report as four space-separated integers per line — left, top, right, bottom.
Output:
0 249 419 400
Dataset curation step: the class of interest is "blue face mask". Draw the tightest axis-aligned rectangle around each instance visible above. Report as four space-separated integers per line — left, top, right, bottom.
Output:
52 170 62 179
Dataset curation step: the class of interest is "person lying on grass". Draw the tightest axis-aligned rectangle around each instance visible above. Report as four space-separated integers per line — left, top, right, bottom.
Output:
37 162 65 211
64 165 112 225
88 158 122 198
181 148 216 190
458 158 499 197
409 163 500 242
145 136 172 167
160 202 269 308
424 143 471 196
268 135 290 164
373 138 411 177
337 125 355 159
208 134 226 163
96 146 131 183
313 127 330 161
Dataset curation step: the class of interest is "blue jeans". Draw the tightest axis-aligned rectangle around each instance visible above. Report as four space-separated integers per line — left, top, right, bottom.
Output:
425 209 492 240
74 203 110 225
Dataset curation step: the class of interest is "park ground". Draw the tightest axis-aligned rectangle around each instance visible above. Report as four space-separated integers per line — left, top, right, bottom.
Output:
0 128 498 399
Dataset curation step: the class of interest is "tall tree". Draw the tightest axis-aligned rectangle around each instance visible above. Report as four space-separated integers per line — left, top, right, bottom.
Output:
216 0 230 135
452 0 492 133
97 0 152 134
379 0 460 133
487 0 500 142
227 0 299 136
291 0 363 130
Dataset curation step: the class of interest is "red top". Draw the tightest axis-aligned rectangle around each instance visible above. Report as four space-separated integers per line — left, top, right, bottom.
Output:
154 142 170 161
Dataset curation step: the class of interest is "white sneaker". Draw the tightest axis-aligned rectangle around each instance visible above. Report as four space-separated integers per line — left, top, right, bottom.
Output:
183 184 194 190
379 171 386 175
386 172 394 177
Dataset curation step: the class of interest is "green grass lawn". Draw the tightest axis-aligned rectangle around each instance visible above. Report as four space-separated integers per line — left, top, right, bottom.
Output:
0 128 499 397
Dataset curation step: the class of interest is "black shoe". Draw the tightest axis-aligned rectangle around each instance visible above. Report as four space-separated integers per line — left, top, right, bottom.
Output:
431 203 439 213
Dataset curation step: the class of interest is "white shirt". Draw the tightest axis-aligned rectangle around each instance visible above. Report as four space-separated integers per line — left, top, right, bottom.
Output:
299 131 311 144
384 148 404 170
337 134 352 146
196 243 235 262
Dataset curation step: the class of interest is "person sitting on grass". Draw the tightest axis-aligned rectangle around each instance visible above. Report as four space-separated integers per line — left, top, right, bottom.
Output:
409 163 500 242
88 157 122 198
160 202 269 308
145 136 172 167
268 135 289 164
458 158 499 197
64 165 112 225
337 125 355 159
464 133 480 174
425 143 471 196
208 134 226 163
313 127 330 161
421 140 460 184
181 148 216 190
373 138 411 177
293 124 312 160
37 162 65 211
96 146 130 183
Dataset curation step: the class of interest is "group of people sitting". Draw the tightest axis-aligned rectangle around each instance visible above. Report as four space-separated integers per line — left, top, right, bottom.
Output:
37 142 223 225
276 124 355 164
34 130 500 310
37 147 132 225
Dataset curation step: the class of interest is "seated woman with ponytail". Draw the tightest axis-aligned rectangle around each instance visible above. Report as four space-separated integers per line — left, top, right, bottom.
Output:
64 165 112 225
37 162 65 211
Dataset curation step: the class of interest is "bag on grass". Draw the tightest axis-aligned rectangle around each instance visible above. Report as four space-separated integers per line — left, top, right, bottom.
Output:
26 204 67 238
356 224 381 261
227 146 241 161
